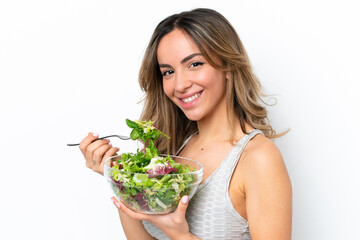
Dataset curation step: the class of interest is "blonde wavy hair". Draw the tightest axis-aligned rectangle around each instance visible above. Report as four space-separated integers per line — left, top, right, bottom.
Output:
138 8 284 154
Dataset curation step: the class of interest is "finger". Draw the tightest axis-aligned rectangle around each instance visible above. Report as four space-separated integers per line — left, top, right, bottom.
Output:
99 145 120 172
79 132 99 155
112 197 150 221
111 196 121 208
102 145 120 161
173 195 189 223
93 143 112 167
84 139 110 163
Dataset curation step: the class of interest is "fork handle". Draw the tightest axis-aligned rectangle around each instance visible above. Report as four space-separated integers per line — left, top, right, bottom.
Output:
66 135 128 146
66 139 102 147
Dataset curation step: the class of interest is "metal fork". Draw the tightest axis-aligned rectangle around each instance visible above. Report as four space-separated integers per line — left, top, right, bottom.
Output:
67 134 131 146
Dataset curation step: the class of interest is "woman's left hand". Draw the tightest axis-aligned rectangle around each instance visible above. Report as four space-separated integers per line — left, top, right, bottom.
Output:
111 195 198 240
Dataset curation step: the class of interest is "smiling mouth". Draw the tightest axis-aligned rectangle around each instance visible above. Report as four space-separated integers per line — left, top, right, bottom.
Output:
181 92 202 103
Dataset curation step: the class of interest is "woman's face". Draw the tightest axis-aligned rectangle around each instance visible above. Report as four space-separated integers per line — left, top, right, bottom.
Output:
157 29 227 121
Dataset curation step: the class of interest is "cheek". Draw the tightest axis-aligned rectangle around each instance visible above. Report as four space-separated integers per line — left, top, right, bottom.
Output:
211 70 227 87
162 80 173 98
196 70 225 89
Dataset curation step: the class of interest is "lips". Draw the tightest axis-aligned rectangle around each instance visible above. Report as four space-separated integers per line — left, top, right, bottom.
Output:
177 91 203 109
180 91 202 104
182 92 201 103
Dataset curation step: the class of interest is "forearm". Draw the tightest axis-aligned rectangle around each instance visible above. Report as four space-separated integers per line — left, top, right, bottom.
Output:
112 197 199 240
118 209 156 240
171 232 201 240
118 211 200 240
189 233 201 240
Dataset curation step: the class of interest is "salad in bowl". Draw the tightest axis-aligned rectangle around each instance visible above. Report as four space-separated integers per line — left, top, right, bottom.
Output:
104 119 203 214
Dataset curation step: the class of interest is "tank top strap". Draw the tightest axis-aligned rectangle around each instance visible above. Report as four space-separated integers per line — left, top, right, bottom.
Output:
222 129 264 222
226 129 264 182
175 132 198 155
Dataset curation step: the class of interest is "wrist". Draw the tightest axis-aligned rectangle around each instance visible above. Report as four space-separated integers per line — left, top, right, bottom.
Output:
176 232 199 240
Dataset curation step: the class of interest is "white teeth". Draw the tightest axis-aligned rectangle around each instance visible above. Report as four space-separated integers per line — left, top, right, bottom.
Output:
182 93 201 103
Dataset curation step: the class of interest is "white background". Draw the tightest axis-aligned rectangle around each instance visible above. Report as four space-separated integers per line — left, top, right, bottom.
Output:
1 0 359 239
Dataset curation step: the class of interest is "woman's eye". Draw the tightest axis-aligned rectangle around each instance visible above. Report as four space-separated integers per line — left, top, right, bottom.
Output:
190 62 204 68
162 70 174 76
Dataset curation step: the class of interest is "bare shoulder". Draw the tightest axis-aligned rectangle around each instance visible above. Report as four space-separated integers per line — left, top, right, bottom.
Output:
238 134 292 239
239 134 291 189
242 134 285 170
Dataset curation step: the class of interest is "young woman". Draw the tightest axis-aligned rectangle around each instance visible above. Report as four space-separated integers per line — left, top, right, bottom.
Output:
79 8 292 240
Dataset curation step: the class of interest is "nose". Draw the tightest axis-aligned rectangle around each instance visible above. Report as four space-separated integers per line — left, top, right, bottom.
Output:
174 71 192 92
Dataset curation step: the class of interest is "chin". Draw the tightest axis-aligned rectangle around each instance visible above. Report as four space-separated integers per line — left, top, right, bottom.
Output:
175 102 205 121
182 111 204 122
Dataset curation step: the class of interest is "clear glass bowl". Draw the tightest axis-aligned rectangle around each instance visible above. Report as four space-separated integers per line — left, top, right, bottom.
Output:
104 154 203 214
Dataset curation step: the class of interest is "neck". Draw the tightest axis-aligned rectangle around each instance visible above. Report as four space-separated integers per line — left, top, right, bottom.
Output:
196 110 249 144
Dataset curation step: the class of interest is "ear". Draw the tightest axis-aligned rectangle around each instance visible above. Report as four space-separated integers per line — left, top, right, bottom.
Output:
225 71 231 80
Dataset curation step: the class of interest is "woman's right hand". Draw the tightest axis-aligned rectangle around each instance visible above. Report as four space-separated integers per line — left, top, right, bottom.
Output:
79 132 120 175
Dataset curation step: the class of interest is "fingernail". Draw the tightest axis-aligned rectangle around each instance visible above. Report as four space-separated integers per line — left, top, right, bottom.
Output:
111 197 120 208
105 139 110 142
181 195 189 204
92 132 99 137
109 143 112 147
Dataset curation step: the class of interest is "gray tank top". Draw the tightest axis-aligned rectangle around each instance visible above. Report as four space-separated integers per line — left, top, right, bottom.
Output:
142 129 264 240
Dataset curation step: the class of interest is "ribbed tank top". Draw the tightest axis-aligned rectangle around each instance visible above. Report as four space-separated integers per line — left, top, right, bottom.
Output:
142 129 264 240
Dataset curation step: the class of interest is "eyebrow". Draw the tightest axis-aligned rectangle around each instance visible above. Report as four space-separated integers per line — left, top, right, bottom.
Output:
159 53 203 68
